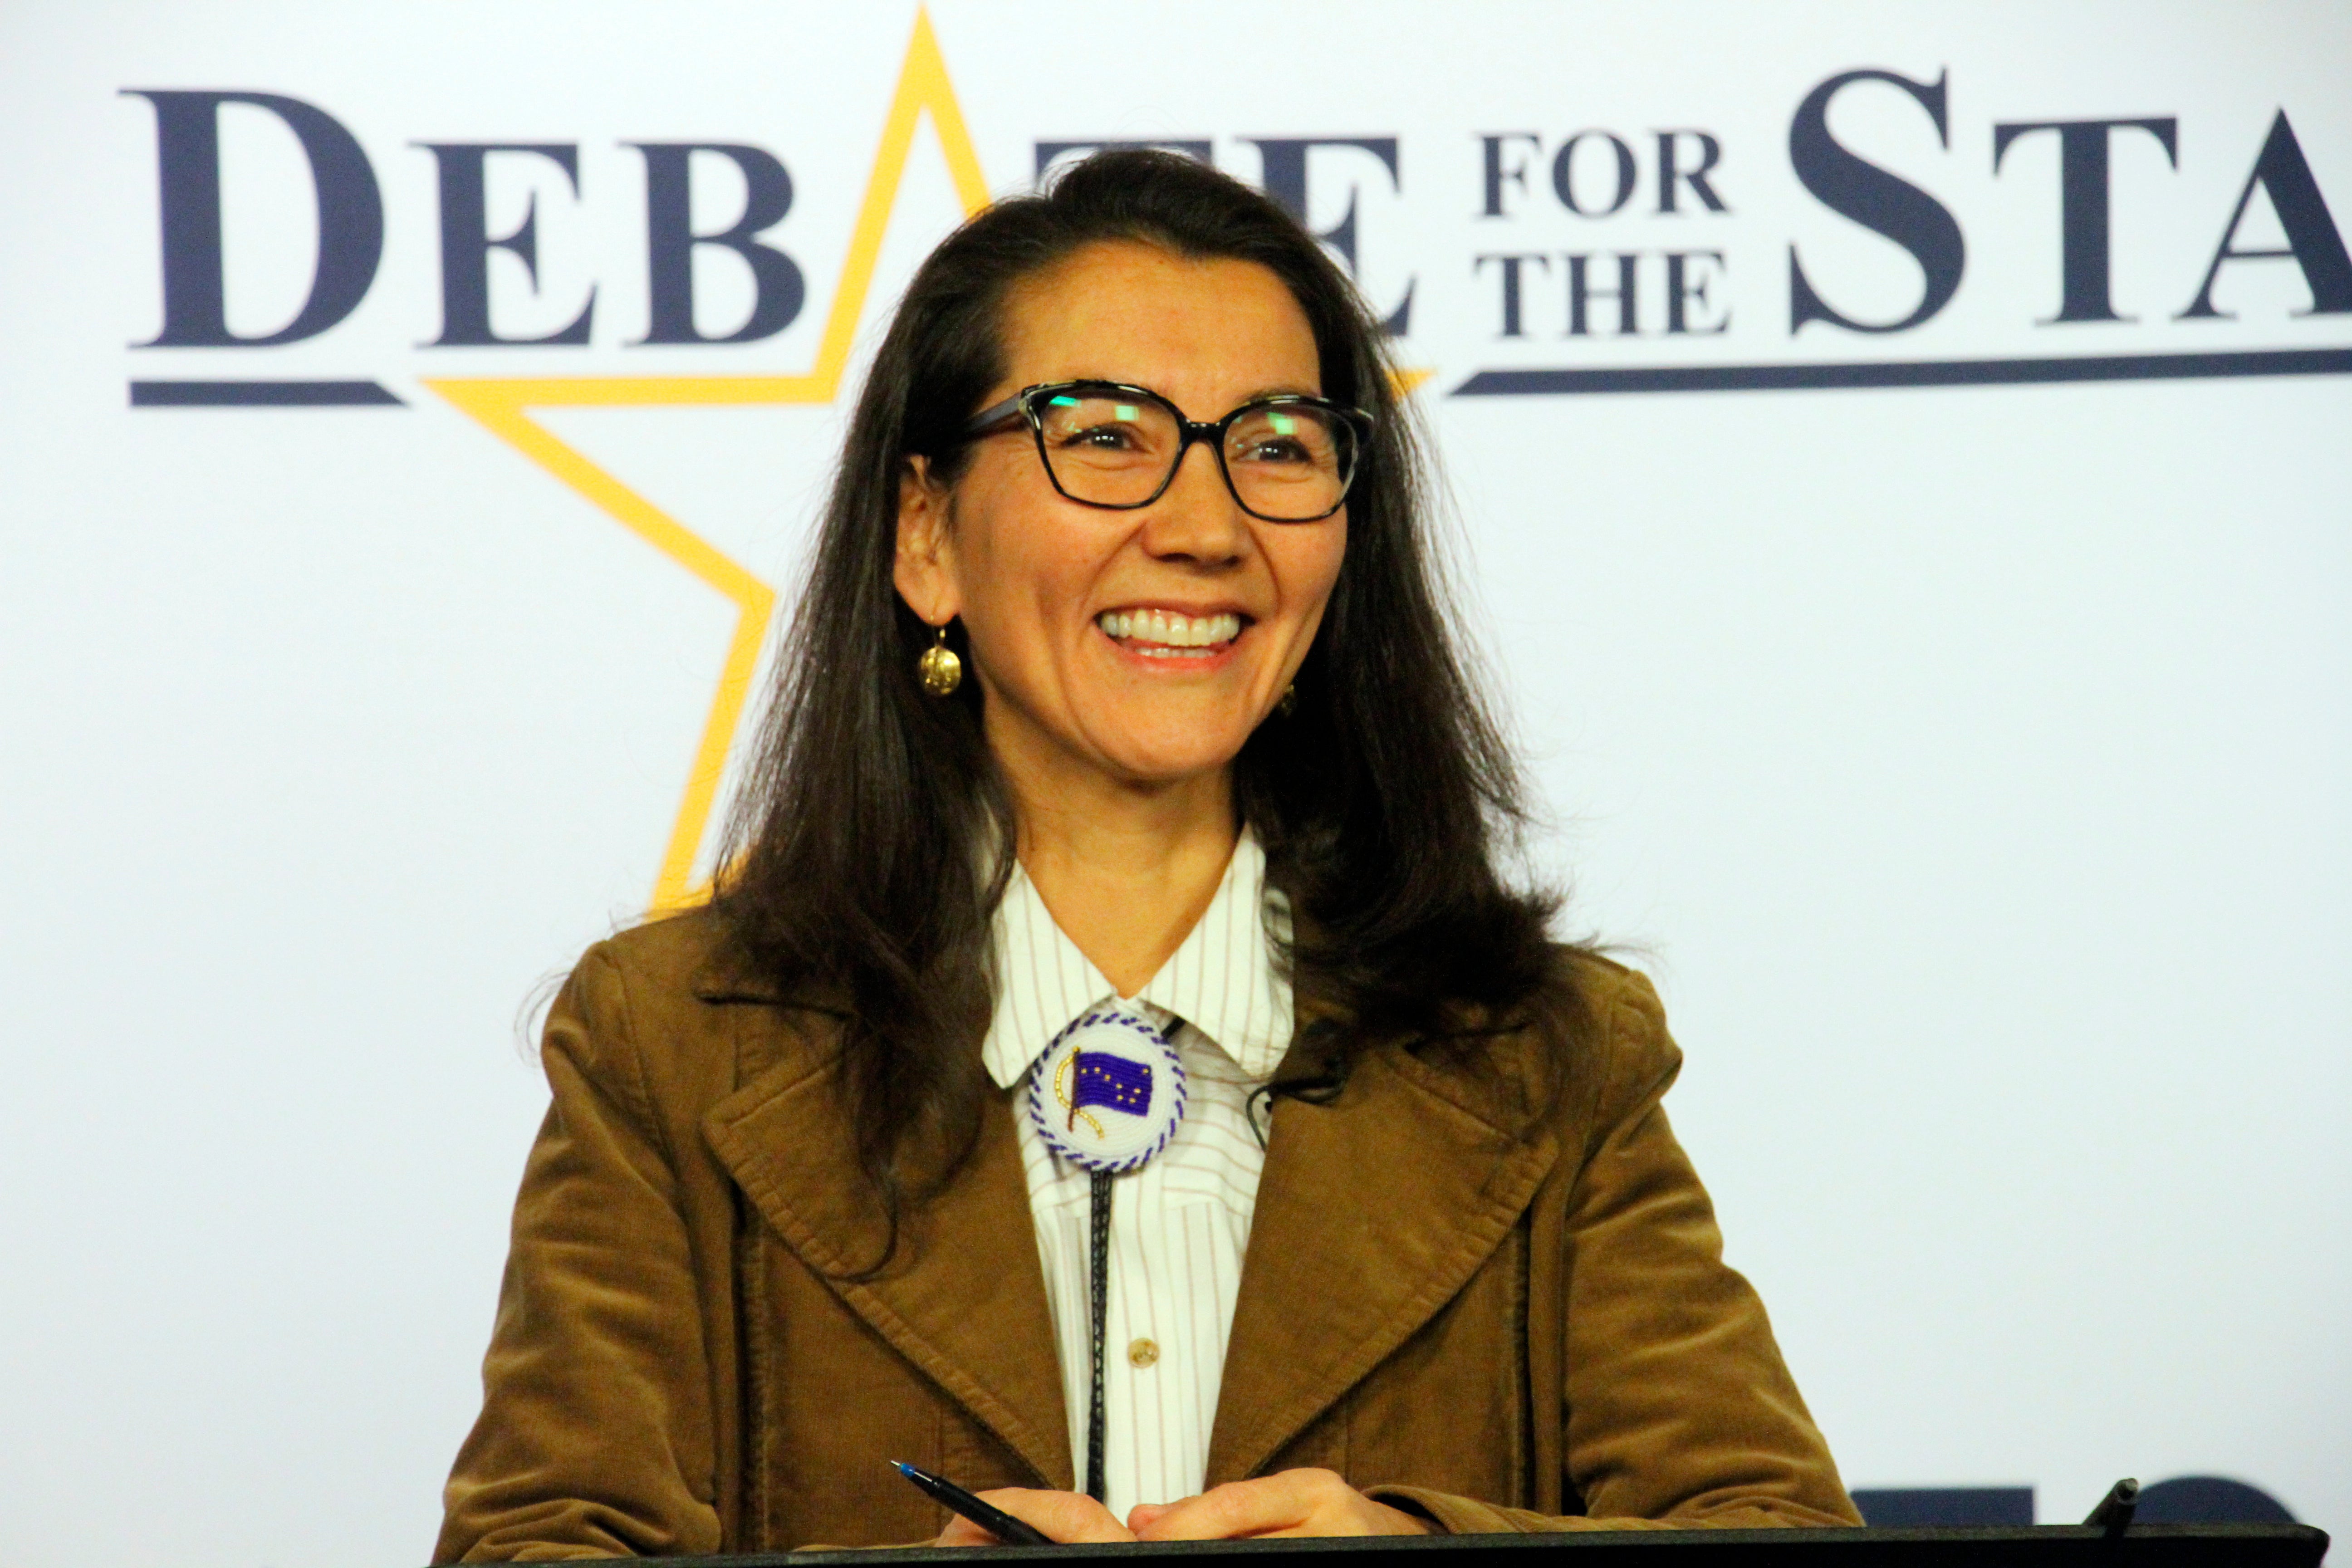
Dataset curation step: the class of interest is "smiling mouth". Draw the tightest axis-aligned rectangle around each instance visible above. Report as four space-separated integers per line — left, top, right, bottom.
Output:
1096 609 1246 659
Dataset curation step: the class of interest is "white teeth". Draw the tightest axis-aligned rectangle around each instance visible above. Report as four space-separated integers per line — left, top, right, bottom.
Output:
1096 610 1243 649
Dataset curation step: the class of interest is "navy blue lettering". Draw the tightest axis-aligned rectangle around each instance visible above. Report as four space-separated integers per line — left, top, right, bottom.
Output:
423 143 595 347
1247 137 1414 334
1655 131 1729 214
1787 69 1965 334
1567 253 1640 335
125 89 382 347
1475 252 1551 337
1479 133 1543 218
632 144 804 344
1992 117 2178 323
1551 132 1637 217
2180 111 2352 318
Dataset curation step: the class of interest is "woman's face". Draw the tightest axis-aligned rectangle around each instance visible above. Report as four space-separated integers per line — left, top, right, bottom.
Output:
897 240 1347 794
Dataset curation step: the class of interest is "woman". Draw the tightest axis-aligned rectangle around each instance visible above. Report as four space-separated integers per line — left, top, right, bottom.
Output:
435 150 1857 1559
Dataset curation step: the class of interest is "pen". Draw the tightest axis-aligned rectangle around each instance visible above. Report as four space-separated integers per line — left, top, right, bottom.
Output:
890 1459 1055 1546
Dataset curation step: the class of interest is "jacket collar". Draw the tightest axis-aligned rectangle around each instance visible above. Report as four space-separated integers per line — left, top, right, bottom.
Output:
1204 1024 1559 1484
700 1012 1078 1491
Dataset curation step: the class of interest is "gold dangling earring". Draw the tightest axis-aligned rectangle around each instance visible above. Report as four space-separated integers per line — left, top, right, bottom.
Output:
1277 682 1297 716
916 623 963 696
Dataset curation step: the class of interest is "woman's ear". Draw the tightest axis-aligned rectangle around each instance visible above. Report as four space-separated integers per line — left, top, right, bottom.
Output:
893 455 959 623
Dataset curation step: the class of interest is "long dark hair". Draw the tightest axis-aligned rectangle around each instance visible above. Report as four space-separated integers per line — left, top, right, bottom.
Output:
715 149 1571 1233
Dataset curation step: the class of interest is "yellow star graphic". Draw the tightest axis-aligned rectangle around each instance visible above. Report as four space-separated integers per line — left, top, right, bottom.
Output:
425 10 989 913
427 8 1431 914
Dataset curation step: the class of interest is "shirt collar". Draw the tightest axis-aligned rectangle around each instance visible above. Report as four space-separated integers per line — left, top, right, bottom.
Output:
980 827 1293 1088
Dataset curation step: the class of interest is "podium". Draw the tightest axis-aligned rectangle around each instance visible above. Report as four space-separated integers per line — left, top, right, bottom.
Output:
631 1525 2328 1568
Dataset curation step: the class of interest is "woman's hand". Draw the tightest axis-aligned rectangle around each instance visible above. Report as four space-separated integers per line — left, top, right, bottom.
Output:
1128 1470 1432 1539
931 1487 1135 1546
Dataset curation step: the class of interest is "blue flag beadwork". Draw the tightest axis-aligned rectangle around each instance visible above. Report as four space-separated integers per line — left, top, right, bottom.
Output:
1072 1052 1152 1116
1025 1000 1187 1173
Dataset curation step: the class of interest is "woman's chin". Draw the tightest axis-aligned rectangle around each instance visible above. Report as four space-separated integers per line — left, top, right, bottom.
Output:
1083 716 1259 789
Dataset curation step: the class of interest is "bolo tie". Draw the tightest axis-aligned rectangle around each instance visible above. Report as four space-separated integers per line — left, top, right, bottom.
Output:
1024 1000 1188 1504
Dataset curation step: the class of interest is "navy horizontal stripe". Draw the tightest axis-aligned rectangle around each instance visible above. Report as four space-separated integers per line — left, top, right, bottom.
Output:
129 379 405 407
1450 346 2352 397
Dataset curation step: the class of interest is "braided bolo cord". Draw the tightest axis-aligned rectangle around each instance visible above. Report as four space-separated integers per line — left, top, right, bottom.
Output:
1085 1169 1113 1504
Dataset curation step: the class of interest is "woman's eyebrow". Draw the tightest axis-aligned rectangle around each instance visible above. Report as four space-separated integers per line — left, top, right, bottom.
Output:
1235 384 1322 404
1050 379 1325 407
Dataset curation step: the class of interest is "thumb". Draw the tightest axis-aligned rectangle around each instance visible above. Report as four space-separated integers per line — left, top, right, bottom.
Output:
1127 1503 1174 1531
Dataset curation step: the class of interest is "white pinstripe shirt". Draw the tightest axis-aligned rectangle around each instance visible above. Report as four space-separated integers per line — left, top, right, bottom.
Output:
981 828 1292 1521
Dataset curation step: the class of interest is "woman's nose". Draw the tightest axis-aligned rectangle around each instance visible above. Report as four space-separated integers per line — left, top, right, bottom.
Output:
1137 441 1249 564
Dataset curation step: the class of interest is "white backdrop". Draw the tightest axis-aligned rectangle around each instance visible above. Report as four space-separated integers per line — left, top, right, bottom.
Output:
1 4 2346 1564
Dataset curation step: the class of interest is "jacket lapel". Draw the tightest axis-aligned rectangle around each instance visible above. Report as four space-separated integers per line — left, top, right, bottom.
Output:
700 1011 1075 1492
1205 1038 1560 1485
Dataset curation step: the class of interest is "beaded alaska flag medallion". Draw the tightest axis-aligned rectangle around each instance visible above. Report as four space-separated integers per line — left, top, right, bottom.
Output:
1025 1001 1187 1172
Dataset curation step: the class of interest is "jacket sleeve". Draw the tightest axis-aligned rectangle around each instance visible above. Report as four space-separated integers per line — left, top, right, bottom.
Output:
435 944 725 1561
1372 967 1860 1534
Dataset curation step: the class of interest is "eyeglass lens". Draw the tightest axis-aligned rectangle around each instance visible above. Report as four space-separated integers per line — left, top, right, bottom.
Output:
1034 391 1354 520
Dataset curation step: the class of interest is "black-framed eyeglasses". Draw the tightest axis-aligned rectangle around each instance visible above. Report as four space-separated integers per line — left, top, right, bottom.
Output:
960 380 1374 523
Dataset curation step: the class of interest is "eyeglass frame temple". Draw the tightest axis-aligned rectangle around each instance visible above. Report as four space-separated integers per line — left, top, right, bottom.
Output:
957 381 1374 523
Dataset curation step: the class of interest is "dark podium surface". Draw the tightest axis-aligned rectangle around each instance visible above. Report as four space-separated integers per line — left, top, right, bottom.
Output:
621 1525 2326 1568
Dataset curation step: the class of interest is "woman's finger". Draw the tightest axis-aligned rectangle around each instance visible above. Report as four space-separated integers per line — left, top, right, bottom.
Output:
934 1514 1009 1548
1132 1473 1323 1539
959 1487 1137 1544
1132 1471 1428 1540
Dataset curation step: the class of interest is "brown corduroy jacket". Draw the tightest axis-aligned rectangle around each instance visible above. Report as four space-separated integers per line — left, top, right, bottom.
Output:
435 910 1857 1560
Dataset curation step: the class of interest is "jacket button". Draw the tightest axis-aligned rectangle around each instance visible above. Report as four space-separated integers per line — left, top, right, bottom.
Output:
1127 1337 1160 1368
